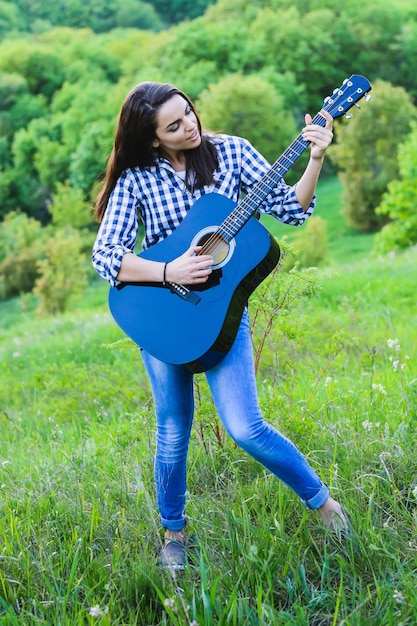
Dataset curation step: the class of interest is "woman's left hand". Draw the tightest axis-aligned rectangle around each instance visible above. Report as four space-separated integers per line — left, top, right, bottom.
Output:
302 110 333 160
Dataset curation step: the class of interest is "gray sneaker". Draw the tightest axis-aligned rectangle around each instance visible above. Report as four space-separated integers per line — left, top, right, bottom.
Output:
158 540 187 571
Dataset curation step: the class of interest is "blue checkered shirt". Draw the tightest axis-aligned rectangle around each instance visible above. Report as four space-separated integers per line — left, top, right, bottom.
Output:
92 134 315 285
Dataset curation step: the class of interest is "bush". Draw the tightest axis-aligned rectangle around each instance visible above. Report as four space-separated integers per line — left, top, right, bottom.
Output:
373 123 417 252
329 80 417 232
0 247 41 298
291 215 329 268
0 211 46 297
33 227 89 315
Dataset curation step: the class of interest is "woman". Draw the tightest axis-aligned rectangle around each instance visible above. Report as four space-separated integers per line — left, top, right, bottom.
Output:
92 81 349 570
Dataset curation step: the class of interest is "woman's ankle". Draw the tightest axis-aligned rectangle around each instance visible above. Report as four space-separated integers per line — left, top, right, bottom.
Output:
164 529 185 544
317 496 345 527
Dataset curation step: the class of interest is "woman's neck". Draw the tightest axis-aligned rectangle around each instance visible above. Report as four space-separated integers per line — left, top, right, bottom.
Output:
160 148 185 171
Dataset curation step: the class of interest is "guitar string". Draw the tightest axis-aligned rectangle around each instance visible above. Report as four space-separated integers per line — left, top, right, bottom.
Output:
196 132 310 261
196 116 325 259
195 89 358 261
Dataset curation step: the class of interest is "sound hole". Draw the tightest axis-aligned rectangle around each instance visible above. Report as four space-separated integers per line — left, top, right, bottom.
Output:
191 226 235 269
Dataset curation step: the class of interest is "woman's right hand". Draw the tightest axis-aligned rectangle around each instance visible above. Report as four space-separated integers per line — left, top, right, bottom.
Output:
165 246 213 285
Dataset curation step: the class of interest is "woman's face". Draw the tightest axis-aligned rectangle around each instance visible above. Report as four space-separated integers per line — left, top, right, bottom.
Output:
152 94 201 160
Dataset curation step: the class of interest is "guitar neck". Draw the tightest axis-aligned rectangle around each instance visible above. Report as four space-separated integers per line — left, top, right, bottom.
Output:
218 112 327 242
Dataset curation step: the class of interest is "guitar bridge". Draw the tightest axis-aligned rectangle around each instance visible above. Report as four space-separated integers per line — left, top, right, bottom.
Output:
168 282 201 305
116 280 200 304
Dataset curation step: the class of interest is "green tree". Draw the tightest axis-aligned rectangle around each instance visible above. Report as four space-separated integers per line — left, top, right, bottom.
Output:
0 72 27 111
47 182 93 230
7 92 47 138
0 1 22 38
115 0 164 30
5 80 117 219
149 0 214 24
247 6 354 113
373 123 417 252
39 28 121 83
69 121 114 196
0 167 17 218
160 16 248 78
9 118 54 220
8 0 180 32
396 20 417 100
329 80 417 232
203 0 415 112
351 3 407 83
197 73 298 168
0 42 65 99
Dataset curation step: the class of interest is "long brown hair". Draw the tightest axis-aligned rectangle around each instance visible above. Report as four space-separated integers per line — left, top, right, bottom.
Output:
94 82 218 222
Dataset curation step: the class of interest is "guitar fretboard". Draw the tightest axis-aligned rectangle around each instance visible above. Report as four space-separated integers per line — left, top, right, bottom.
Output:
216 113 327 243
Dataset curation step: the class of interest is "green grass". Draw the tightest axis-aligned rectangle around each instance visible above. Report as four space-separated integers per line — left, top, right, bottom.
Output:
0 213 416 624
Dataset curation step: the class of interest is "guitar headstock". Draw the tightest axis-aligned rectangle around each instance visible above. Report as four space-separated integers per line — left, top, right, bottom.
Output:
323 75 372 120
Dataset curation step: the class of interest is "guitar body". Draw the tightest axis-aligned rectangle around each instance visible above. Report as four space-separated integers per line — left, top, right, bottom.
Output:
108 193 280 373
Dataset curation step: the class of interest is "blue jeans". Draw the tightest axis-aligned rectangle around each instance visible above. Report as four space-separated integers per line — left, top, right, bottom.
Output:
141 310 329 531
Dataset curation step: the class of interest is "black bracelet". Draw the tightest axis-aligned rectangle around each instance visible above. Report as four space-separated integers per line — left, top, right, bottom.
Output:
162 262 168 286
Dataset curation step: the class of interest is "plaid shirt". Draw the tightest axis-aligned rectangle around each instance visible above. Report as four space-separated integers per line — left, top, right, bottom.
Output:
92 134 315 286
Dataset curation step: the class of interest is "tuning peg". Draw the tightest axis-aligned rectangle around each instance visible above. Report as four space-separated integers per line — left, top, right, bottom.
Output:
365 93 372 102
354 103 361 109
345 113 353 119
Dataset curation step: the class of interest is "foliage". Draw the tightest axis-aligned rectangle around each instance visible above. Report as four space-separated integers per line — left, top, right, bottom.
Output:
158 16 250 85
198 73 298 166
249 240 329 373
33 228 89 315
113 0 164 31
373 123 417 252
0 246 42 298
329 79 417 232
2 77 117 221
2 0 165 33
0 211 46 297
291 215 329 268
0 43 65 99
149 0 215 24
0 0 214 33
47 182 94 230
0 0 21 38
396 19 417 100
0 1 416 227
0 0 417 303
0 203 93 304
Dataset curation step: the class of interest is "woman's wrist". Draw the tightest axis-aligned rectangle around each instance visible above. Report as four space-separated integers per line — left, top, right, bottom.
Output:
309 152 325 163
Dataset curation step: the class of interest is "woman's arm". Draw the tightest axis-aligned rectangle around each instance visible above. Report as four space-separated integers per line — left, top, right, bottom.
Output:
295 110 333 211
117 247 213 285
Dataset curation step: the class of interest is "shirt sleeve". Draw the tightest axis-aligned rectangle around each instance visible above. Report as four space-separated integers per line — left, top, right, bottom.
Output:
238 137 315 226
92 171 140 286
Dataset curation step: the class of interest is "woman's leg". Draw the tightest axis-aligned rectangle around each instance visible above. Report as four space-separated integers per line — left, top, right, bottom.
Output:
141 349 194 532
206 311 329 509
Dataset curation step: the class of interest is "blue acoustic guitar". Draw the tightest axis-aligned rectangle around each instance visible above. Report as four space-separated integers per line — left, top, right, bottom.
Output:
109 74 371 373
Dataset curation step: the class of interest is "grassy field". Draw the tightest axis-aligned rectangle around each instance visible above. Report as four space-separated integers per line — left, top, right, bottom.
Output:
0 179 416 625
